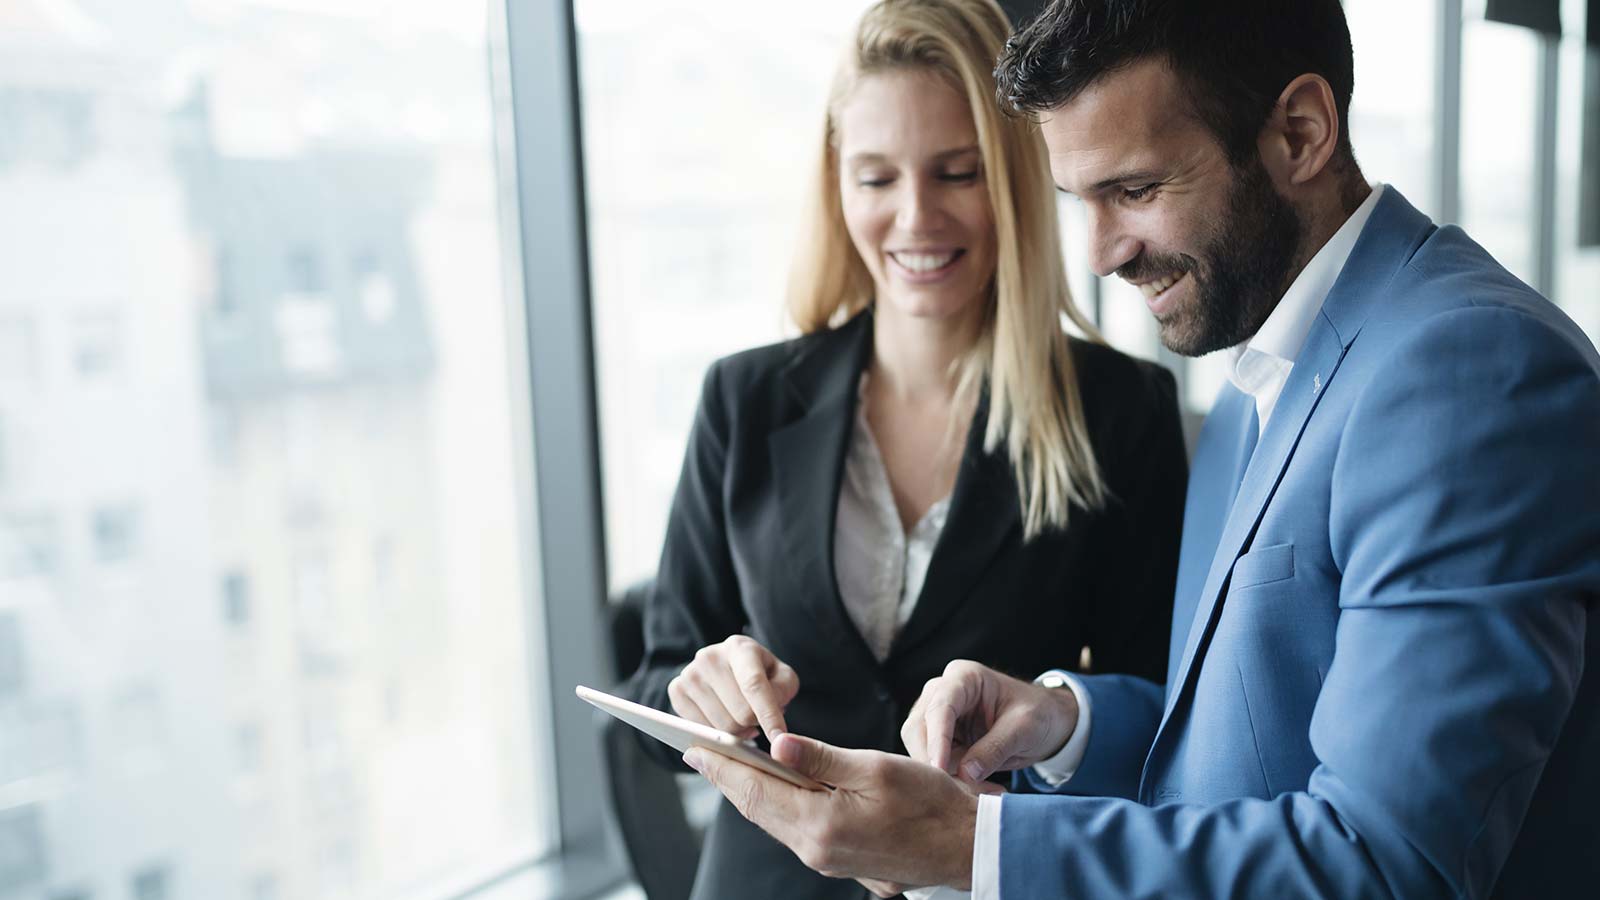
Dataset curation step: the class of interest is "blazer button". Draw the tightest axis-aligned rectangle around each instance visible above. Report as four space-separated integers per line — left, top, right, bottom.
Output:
875 686 892 703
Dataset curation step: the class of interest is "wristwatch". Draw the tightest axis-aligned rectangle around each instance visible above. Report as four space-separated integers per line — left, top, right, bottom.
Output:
1036 670 1071 691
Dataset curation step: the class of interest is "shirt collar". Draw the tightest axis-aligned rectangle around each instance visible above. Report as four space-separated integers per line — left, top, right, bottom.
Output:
1225 183 1385 395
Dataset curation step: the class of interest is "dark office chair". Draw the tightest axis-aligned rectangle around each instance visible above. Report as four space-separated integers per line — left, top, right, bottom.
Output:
600 580 703 900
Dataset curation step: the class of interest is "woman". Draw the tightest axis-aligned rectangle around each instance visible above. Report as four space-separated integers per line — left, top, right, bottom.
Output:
626 1 1187 897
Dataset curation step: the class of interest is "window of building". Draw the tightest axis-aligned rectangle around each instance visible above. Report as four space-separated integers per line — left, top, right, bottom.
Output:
286 246 326 296
235 722 263 776
90 504 140 564
0 805 46 893
111 685 167 770
222 570 250 626
249 873 279 900
70 312 123 378
130 865 170 900
0 612 22 699
0 317 38 388
1 514 59 579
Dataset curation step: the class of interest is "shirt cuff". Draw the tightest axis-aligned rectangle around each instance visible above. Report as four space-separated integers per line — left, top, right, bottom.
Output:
1029 670 1093 786
970 792 1002 900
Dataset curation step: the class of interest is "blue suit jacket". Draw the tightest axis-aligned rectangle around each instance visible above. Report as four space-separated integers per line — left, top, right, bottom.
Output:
1001 189 1600 898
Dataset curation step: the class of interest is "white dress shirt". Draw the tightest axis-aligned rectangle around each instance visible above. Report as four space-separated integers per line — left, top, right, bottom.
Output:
964 184 1386 900
834 374 952 662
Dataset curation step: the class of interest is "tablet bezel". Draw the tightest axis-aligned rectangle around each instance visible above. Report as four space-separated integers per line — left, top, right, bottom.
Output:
576 685 829 791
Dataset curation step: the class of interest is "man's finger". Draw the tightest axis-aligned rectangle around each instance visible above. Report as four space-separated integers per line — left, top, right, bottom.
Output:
922 694 960 774
727 644 788 739
771 733 866 787
685 748 800 844
956 711 1033 784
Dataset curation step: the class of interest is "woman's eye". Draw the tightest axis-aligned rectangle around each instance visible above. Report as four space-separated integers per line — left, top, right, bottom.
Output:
939 170 980 184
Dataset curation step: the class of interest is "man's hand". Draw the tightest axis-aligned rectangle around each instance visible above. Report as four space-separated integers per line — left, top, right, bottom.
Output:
902 660 1080 785
683 733 981 892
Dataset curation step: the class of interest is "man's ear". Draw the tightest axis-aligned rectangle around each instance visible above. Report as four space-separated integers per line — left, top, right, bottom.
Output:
1257 73 1342 187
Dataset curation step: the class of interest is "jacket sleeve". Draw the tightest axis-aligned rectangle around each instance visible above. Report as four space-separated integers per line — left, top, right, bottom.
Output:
623 359 750 770
998 308 1600 898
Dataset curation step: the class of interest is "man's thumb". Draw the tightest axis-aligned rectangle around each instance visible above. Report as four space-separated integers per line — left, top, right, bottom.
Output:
956 730 1015 785
772 733 858 786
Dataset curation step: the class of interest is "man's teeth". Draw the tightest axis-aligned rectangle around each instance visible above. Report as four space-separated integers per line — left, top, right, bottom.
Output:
893 251 958 273
1138 272 1184 298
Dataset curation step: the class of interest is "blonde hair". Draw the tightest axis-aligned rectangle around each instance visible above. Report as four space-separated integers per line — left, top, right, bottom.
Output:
787 0 1108 536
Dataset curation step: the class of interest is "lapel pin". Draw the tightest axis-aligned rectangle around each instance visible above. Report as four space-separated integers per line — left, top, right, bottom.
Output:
1313 372 1322 394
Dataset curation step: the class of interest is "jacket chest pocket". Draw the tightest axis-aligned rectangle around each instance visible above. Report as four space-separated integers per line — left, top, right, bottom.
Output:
1229 542 1295 590
1220 542 1335 795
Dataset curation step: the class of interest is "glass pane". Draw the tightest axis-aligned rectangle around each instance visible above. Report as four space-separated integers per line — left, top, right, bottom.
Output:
1554 6 1600 344
1459 16 1542 284
0 5 548 900
1345 0 1438 216
578 0 875 591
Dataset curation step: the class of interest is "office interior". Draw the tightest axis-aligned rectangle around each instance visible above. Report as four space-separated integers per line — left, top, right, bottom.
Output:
0 0 1596 898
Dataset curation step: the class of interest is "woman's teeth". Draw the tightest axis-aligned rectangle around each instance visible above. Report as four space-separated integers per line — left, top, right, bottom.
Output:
1138 272 1185 298
892 251 959 273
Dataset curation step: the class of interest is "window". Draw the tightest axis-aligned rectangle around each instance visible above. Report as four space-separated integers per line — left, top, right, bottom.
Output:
235 722 263 776
0 412 9 488
286 246 326 296
0 805 46 893
0 612 21 699
130 865 170 900
1 514 58 579
0 317 38 388
91 504 140 564
222 570 250 626
1459 14 1542 285
579 0 875 589
1345 0 1438 215
249 873 279 900
1555 9 1600 344
70 312 123 378
6 3 549 899
111 685 168 770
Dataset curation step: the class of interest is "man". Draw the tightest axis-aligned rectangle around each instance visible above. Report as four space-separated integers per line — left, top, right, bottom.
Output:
681 1 1600 897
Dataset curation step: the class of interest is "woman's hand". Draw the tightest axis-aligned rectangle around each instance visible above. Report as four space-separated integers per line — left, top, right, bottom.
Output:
668 635 800 741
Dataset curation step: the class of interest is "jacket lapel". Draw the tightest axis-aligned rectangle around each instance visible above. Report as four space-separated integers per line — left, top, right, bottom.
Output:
1159 319 1350 722
889 395 1021 657
768 312 880 668
1150 187 1439 736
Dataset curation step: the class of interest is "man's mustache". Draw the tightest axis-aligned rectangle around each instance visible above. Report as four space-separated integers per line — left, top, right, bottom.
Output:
1117 252 1199 284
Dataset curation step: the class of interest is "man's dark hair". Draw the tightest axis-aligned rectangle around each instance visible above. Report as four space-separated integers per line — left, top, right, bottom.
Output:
995 0 1356 166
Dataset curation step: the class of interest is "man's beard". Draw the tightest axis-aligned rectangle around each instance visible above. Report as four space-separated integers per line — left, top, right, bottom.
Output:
1120 155 1305 358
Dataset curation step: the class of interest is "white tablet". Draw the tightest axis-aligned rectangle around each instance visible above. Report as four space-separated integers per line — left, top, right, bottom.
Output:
576 685 829 791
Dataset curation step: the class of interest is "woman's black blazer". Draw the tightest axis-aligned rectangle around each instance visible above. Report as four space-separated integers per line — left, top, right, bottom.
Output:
625 310 1187 900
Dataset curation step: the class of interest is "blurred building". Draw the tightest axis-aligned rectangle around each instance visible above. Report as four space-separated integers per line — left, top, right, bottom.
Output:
1 2 539 899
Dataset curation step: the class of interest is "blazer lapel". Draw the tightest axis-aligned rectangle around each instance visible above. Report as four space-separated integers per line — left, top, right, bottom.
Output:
889 395 1020 657
1159 320 1350 722
1152 187 1439 733
768 312 881 668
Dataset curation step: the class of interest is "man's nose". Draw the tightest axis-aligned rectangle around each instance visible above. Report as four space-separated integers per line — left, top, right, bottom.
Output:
1084 206 1139 279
